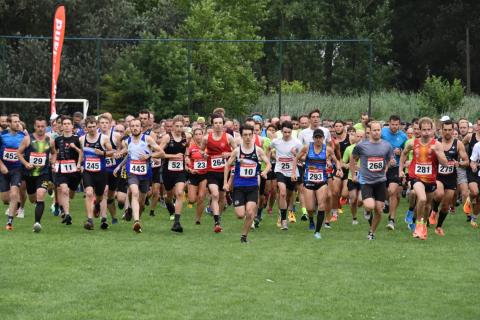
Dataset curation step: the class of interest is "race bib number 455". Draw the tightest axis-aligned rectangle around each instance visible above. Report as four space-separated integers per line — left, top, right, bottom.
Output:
367 157 384 172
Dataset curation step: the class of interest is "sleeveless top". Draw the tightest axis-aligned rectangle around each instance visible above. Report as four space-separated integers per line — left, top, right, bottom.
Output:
188 141 207 175
126 135 152 179
206 132 231 173
233 145 260 188
24 134 50 176
304 143 327 184
408 138 438 184
83 134 106 173
163 132 187 172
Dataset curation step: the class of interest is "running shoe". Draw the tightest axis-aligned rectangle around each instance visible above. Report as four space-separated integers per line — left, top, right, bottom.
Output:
100 218 109 230
240 235 248 243
309 220 315 230
429 211 437 226
149 210 155 217
352 219 359 225
324 222 332 229
288 211 296 223
301 214 308 221
364 210 371 221
383 202 389 214
367 232 375 240
338 208 344 214
169 214 175 221
405 209 414 224
471 219 479 228
50 204 60 216
339 197 348 206
435 227 445 236
133 221 142 233
250 221 255 230
83 220 94 230
112 218 118 225
464 198 471 215
386 220 395 230
281 220 288 230
33 222 42 233
171 222 184 233
6 223 13 231
420 223 428 240
62 214 72 225
254 218 260 228
195 221 201 225
187 203 193 209
16 207 24 218
4 208 8 216
93 203 101 218
226 193 233 206
408 223 416 232
314 232 322 239
159 198 166 208
204 206 212 216
412 223 421 238
213 225 223 233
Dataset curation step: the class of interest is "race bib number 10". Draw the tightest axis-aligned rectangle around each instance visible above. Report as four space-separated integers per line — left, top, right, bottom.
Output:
239 161 257 178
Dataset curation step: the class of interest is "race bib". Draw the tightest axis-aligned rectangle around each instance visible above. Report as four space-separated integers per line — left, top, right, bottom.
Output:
59 160 77 173
307 168 324 183
105 157 116 168
210 156 225 169
278 157 293 174
85 157 101 172
415 162 432 176
367 157 384 172
438 161 454 175
129 160 147 175
193 160 207 170
239 161 257 178
168 159 184 171
3 148 18 162
29 152 47 167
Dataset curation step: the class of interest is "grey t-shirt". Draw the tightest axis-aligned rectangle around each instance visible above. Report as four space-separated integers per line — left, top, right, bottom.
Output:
352 139 393 184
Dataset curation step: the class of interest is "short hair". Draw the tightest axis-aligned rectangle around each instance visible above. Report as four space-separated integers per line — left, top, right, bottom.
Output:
419 117 434 129
213 107 225 115
442 120 454 128
369 121 382 129
291 115 299 121
308 109 321 118
334 120 344 126
193 127 204 135
7 114 19 122
240 124 254 135
139 109 150 116
267 124 277 131
61 115 73 124
172 115 184 124
35 116 47 123
299 114 309 121
210 113 224 124
98 114 110 122
244 117 255 124
389 115 401 122
281 121 293 130
85 116 97 126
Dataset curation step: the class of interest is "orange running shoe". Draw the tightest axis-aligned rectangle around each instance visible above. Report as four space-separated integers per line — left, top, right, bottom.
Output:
420 223 428 240
5 223 13 231
429 211 438 226
412 223 421 238
214 225 223 233
435 227 445 236
464 198 471 215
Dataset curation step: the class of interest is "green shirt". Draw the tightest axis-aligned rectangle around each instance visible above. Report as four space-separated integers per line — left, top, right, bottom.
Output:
261 137 271 171
342 144 359 180
353 123 366 131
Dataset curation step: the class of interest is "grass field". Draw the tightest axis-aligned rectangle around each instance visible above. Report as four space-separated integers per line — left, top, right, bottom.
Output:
1 195 479 319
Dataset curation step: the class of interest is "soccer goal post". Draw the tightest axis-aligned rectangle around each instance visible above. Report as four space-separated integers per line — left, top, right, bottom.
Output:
0 98 89 119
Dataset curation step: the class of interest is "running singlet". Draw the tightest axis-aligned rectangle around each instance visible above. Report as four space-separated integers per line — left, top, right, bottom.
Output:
233 145 260 188
188 142 207 175
24 134 50 176
206 132 231 173
437 138 458 179
54 135 81 174
83 134 106 173
408 138 438 184
0 131 25 169
126 135 151 178
105 128 118 172
304 143 327 184
163 132 187 172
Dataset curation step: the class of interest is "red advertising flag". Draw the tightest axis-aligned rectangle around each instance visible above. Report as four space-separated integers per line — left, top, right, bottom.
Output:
50 5 66 116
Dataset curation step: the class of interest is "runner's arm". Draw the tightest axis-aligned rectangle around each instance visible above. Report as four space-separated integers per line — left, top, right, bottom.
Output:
223 148 238 189
292 145 308 180
457 141 469 168
433 141 449 166
16 134 31 168
399 141 413 174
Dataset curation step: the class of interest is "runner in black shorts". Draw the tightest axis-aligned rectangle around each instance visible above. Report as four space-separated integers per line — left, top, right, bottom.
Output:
351 121 393 240
51 116 83 226
80 117 113 230
17 116 53 232
159 115 191 233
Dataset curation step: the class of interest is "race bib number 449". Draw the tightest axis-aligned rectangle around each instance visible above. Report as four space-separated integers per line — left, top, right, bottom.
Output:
367 157 384 172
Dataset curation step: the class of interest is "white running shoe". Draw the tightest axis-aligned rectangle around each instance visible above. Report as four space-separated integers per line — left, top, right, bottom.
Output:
16 207 25 218
352 219 359 225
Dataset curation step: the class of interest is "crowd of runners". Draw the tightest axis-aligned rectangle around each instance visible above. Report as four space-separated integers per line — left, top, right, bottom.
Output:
1 107 479 242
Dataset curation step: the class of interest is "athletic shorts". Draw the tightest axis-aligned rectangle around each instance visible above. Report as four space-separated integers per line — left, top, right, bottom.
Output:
466 168 478 184
24 174 50 195
275 172 296 191
0 168 23 192
54 172 81 191
152 167 162 184
117 177 128 193
162 170 186 191
233 186 259 207
107 172 119 192
410 179 437 193
341 168 349 181
304 181 327 191
361 181 387 202
189 173 206 187
347 179 361 191
83 172 108 196
207 171 225 188
437 174 457 191
127 175 150 194
386 167 401 185
457 167 468 185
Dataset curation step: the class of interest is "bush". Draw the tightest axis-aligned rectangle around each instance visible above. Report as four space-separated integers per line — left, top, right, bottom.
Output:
281 80 308 94
419 75 464 117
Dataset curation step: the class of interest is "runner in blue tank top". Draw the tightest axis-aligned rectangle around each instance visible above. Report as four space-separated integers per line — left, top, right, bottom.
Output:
118 118 162 233
292 129 343 239
224 124 270 243
0 114 26 230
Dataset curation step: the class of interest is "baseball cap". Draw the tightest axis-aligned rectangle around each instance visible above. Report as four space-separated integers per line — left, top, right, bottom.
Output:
313 129 325 138
252 115 263 123
197 116 205 123
440 115 450 122
50 113 59 121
